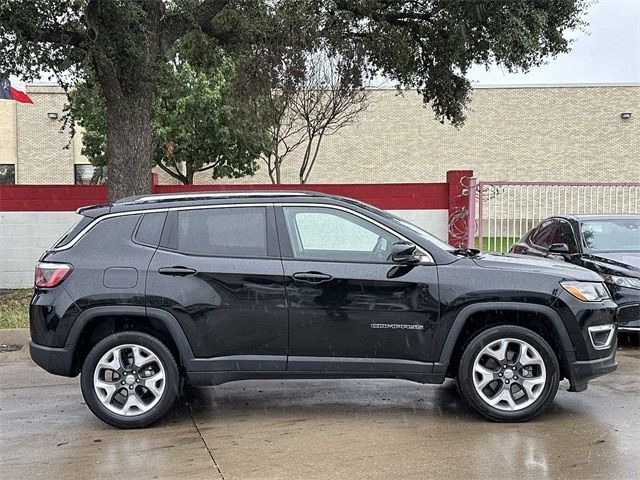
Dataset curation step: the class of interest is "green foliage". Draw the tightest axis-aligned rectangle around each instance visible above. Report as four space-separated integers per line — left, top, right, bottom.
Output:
67 79 107 168
1 0 588 195
152 58 261 183
68 55 263 184
0 289 32 329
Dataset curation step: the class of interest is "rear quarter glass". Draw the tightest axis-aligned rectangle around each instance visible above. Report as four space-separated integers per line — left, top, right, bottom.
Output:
53 215 94 249
133 212 167 247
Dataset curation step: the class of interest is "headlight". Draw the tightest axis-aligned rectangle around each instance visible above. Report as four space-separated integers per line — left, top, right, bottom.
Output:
561 281 611 302
603 275 640 290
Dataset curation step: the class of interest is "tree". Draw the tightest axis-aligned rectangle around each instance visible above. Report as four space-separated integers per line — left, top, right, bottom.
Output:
68 55 263 185
1 0 588 199
256 48 369 184
291 52 369 184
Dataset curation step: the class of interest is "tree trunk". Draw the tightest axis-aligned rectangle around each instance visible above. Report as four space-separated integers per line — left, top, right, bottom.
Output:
185 164 194 185
275 161 281 184
105 91 155 201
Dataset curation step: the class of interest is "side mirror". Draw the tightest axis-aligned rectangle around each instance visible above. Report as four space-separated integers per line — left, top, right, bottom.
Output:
548 243 570 254
391 242 419 264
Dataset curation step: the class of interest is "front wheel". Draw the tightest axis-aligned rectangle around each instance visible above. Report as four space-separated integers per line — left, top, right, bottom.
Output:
457 325 560 422
80 332 180 428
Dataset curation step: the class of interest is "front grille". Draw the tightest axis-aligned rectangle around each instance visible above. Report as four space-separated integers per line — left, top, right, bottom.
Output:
618 304 640 323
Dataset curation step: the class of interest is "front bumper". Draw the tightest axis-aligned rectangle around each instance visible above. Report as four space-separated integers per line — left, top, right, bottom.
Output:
565 346 617 392
29 341 77 377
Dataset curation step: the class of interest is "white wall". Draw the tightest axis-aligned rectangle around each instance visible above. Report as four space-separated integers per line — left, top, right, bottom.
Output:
0 212 82 288
0 209 448 289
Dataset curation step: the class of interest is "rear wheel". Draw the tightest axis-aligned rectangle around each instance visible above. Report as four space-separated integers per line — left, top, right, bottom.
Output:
457 325 560 422
80 331 180 428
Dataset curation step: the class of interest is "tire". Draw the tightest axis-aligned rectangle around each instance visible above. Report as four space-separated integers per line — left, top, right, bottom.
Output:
80 331 180 428
457 325 560 422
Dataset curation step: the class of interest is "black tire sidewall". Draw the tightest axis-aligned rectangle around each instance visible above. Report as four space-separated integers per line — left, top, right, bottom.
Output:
80 331 180 428
457 325 560 422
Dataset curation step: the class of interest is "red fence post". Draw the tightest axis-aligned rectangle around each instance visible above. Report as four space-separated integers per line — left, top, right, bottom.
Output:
446 170 473 247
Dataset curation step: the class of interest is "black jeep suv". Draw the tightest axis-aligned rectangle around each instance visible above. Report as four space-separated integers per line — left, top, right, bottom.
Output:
30 192 618 428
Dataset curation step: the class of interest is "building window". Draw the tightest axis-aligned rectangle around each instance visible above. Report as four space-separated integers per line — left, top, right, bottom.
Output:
74 165 107 185
0 164 15 184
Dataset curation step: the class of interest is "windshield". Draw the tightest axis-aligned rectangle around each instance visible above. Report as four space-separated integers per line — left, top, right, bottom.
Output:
581 219 640 252
343 198 455 252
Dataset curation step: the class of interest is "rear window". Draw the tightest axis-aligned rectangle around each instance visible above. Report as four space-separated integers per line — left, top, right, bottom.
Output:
53 215 94 248
133 212 167 247
172 207 268 257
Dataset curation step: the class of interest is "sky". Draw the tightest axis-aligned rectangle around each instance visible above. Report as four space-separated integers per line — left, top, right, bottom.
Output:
8 0 640 90
468 0 640 85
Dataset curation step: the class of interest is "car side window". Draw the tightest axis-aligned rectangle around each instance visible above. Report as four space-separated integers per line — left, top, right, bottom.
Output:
174 207 268 257
134 212 167 247
552 220 579 254
282 206 399 262
529 220 558 249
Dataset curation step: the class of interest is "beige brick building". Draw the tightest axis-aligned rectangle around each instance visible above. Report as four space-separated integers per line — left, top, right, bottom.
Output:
0 83 638 186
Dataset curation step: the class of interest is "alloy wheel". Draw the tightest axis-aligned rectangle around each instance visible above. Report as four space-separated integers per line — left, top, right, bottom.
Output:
93 344 166 416
472 337 547 411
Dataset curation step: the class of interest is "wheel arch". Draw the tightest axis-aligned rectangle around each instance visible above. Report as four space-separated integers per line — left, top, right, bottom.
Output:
435 302 574 379
66 306 194 375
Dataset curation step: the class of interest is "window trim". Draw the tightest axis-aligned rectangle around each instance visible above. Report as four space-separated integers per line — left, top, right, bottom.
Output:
160 205 271 259
554 218 581 254
281 205 400 263
275 203 435 265
131 211 168 248
52 202 436 264
52 203 271 252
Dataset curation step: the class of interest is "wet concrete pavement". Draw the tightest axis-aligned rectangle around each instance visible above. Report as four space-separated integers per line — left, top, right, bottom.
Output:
1 347 639 480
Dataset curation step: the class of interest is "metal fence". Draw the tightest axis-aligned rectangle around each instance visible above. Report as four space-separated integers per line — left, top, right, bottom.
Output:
470 181 640 252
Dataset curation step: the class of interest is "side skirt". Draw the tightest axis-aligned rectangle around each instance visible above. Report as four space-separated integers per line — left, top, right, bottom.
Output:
185 355 443 386
186 370 446 386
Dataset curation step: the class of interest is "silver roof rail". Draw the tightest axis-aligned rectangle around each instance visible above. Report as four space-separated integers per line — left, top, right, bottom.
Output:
122 191 314 204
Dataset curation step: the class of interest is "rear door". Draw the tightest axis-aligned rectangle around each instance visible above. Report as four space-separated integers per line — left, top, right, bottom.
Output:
275 204 440 373
146 204 288 371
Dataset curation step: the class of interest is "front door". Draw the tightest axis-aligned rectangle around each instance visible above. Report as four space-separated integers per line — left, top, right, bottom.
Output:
146 205 288 371
276 205 439 373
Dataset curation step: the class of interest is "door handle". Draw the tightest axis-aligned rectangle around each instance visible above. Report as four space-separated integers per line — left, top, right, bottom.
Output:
158 266 197 276
292 272 333 284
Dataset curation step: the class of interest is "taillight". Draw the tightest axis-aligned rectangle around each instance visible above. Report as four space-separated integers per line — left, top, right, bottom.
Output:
34 262 72 288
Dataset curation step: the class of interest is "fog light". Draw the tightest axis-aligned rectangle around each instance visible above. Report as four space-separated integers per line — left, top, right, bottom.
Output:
588 324 616 350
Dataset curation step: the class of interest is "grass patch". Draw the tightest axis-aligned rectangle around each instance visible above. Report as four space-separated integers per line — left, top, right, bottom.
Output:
0 289 32 329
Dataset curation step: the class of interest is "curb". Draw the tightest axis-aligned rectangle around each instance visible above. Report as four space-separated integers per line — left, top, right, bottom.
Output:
0 328 30 347
0 328 31 363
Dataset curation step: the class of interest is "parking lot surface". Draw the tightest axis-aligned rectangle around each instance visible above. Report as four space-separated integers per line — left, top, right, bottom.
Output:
1 347 638 480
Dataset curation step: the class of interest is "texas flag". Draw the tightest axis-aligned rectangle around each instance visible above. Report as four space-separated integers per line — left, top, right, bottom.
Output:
0 78 33 104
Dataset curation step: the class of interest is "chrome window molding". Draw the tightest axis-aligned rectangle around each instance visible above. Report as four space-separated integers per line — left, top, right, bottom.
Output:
51 201 437 264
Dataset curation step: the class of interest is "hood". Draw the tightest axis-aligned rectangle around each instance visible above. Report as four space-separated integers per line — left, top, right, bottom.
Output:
472 253 603 282
582 251 640 276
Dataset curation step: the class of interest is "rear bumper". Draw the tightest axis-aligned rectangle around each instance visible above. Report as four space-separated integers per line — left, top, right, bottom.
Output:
566 347 617 392
29 341 77 377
